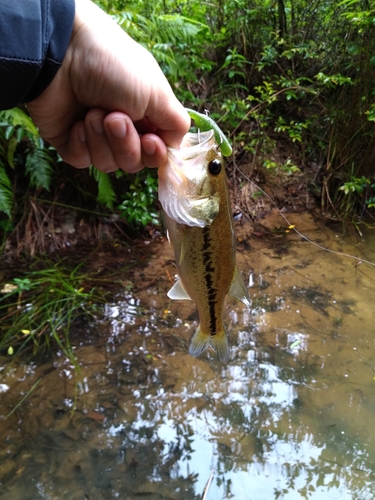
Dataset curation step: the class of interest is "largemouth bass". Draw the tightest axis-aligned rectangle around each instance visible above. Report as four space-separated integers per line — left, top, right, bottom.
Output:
158 129 250 362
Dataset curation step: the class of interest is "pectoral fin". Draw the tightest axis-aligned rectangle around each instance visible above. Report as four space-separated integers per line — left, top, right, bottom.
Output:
167 276 192 300
229 265 251 307
190 194 220 226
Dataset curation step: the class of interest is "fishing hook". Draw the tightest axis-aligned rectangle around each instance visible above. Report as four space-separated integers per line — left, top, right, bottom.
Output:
215 135 223 153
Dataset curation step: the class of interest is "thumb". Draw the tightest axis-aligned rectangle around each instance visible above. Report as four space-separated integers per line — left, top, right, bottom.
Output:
146 100 191 149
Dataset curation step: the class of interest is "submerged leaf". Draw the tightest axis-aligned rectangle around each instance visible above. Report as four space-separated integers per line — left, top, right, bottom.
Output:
86 411 105 421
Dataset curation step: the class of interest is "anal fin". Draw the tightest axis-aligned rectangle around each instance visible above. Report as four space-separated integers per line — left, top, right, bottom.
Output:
228 265 251 307
167 276 192 300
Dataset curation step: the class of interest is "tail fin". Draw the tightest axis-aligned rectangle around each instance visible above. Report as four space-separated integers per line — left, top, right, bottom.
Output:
189 329 230 363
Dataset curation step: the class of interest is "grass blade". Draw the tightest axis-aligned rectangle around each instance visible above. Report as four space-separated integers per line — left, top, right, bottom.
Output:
4 377 42 420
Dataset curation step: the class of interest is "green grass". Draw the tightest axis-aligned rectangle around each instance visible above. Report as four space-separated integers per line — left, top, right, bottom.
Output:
0 261 106 366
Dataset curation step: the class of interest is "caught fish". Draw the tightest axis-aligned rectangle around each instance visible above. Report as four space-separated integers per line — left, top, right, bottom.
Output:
158 129 250 362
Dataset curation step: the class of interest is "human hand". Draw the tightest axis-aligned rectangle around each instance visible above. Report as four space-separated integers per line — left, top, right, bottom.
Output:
26 0 190 173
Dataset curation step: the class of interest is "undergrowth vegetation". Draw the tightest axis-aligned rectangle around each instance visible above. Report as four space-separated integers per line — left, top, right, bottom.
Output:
109 0 375 221
1 0 375 248
0 261 106 363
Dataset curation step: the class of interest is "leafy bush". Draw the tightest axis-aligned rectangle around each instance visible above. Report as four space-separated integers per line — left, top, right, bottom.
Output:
0 108 55 217
118 170 159 227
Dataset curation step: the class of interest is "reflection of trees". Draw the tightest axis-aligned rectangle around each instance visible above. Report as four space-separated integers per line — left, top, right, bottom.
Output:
215 359 375 498
97 416 201 499
3 342 374 499
118 352 375 499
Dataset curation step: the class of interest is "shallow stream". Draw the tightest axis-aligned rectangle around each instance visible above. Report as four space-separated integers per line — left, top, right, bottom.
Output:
1 212 374 499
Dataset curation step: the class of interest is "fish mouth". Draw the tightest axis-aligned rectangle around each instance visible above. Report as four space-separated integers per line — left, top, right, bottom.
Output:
178 130 215 159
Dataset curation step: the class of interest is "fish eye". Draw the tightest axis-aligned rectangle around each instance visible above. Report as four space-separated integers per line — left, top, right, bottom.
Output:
208 159 222 176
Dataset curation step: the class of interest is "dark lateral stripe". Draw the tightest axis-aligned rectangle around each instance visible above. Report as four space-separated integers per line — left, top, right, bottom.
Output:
202 227 217 335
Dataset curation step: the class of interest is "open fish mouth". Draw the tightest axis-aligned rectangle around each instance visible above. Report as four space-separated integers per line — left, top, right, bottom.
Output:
177 129 215 155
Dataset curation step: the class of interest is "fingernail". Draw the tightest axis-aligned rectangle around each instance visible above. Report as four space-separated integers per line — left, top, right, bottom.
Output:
107 118 127 138
142 138 156 156
77 124 86 142
91 115 104 134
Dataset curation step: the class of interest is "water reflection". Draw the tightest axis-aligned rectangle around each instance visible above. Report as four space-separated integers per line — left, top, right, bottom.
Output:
0 219 375 499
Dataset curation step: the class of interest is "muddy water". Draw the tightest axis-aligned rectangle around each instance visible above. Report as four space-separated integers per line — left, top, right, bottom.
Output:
0 213 374 500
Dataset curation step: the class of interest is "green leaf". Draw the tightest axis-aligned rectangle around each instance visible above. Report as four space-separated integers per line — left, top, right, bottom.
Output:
25 148 53 191
6 137 18 169
13 277 32 292
0 108 39 139
0 164 13 216
92 168 116 208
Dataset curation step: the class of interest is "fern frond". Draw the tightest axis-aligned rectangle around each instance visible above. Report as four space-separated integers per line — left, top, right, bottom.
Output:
155 15 205 45
0 164 13 216
0 108 39 141
112 11 149 41
6 137 18 169
152 44 178 77
92 168 116 208
25 148 54 191
113 11 209 79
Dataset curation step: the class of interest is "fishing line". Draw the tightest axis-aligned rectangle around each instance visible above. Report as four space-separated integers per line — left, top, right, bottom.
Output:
201 469 215 500
233 162 375 268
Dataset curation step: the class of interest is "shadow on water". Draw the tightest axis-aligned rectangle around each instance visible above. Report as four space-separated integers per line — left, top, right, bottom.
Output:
1 213 375 499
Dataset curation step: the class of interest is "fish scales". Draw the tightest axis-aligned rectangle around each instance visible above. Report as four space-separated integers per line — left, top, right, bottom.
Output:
158 129 250 362
166 205 235 337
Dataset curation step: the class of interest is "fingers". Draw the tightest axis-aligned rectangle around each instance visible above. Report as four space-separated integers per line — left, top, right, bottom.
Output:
85 109 129 173
146 99 191 149
103 112 167 171
57 122 92 169
140 134 167 169
59 109 168 172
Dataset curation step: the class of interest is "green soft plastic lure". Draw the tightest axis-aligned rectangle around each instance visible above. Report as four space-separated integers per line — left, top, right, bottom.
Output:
185 108 232 157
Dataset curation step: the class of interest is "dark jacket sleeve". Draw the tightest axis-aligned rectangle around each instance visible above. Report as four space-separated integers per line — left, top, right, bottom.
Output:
0 0 75 110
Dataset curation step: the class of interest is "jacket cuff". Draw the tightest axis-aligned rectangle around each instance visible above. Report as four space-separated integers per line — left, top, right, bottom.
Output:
0 0 75 109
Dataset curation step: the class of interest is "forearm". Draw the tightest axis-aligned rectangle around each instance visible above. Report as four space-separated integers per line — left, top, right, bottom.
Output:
0 0 75 110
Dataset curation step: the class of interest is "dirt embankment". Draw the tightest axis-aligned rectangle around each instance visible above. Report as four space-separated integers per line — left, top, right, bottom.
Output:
1 151 320 260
